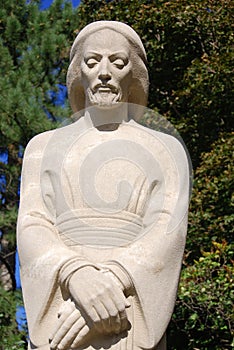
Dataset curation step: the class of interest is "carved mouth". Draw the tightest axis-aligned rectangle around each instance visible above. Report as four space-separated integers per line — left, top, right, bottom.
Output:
94 85 118 94
98 87 112 93
87 87 122 106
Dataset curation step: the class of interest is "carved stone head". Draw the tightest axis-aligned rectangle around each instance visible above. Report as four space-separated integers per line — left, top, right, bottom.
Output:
67 21 149 114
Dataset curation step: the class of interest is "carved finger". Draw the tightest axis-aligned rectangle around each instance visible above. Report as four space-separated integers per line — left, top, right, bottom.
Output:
92 300 113 334
82 300 102 325
109 310 121 335
50 309 82 350
49 302 76 343
119 308 129 332
100 295 124 334
56 316 87 350
70 324 90 349
105 293 129 334
100 294 119 318
108 285 130 311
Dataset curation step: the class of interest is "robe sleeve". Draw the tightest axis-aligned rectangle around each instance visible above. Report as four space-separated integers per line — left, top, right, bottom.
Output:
103 133 191 349
17 132 96 348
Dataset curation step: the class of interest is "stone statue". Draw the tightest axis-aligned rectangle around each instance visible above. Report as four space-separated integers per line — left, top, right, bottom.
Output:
17 21 190 350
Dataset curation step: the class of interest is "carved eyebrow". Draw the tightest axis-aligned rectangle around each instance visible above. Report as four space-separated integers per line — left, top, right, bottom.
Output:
109 52 129 62
84 52 102 61
84 51 129 66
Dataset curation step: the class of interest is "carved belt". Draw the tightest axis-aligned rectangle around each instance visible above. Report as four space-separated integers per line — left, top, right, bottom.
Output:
56 209 143 247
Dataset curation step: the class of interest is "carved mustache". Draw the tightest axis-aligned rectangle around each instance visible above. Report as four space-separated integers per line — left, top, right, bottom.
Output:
92 84 118 94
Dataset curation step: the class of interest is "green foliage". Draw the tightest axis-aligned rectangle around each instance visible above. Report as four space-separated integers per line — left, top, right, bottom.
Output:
169 133 234 349
0 287 26 350
172 51 233 167
188 132 234 259
77 0 233 166
169 240 234 349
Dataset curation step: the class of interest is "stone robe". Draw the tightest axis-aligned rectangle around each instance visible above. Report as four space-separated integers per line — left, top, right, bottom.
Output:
17 116 190 350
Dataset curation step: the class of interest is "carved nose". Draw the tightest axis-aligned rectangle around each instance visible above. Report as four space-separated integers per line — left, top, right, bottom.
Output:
98 60 111 82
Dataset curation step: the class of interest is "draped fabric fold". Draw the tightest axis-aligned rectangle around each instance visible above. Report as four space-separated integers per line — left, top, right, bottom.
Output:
17 118 190 349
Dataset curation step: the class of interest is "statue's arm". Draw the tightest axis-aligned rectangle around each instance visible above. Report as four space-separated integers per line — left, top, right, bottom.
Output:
17 133 85 273
17 134 98 347
97 135 191 346
17 133 131 347
105 133 190 285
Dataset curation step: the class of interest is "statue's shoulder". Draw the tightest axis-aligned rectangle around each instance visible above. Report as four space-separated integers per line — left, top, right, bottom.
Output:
128 120 190 172
23 121 83 162
129 120 185 151
23 129 56 159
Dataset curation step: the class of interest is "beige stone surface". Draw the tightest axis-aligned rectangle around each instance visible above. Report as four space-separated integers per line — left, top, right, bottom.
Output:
17 21 190 350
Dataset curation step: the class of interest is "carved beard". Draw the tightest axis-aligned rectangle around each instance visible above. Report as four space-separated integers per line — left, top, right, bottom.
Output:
87 88 122 107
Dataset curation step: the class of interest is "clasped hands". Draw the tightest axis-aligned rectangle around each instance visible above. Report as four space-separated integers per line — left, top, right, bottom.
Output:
50 266 130 350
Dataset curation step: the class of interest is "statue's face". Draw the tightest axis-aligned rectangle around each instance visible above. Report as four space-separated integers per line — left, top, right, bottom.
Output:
81 29 132 108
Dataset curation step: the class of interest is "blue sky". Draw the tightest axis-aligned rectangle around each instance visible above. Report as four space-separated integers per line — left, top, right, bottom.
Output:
40 0 81 10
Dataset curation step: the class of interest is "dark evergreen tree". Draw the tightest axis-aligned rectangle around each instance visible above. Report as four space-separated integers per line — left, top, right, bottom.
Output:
0 1 78 347
0 0 78 248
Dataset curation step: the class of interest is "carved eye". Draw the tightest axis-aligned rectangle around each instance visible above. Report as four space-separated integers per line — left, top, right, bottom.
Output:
113 58 126 69
86 58 98 68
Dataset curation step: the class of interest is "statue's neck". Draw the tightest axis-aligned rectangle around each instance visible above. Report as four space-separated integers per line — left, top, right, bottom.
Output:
84 103 129 131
